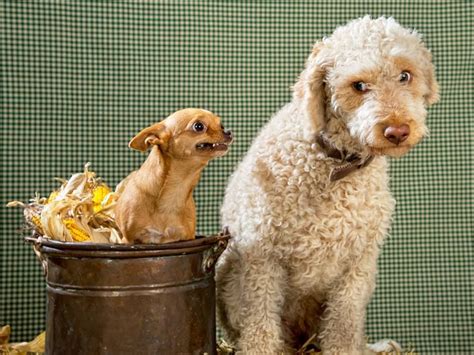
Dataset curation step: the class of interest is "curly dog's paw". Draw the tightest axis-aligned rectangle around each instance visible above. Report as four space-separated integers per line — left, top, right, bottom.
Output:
366 339 402 354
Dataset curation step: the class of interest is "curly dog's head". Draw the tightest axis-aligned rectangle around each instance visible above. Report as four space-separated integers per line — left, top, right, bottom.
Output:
294 16 439 157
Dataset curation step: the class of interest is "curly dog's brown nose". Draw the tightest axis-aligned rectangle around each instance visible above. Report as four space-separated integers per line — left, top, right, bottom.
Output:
384 124 410 145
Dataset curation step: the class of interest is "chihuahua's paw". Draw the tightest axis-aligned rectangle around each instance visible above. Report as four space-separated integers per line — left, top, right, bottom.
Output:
164 226 194 241
133 228 164 244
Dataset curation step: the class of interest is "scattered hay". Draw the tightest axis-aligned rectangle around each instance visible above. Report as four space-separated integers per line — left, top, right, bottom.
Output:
217 336 417 354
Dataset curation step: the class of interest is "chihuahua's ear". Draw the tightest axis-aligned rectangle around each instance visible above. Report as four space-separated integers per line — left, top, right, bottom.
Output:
129 122 171 152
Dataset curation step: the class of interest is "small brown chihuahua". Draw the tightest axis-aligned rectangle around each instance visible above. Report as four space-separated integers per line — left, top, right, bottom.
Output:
115 108 232 244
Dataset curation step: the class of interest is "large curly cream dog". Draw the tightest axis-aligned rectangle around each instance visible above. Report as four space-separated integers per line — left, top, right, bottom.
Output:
216 16 438 354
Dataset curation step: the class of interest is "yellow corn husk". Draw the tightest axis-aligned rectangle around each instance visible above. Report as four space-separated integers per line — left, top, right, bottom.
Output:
10 163 123 243
7 201 45 235
30 215 44 235
92 184 112 213
63 218 91 242
47 190 59 203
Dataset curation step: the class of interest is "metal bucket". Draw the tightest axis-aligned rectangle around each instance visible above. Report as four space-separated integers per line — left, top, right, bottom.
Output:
26 232 229 355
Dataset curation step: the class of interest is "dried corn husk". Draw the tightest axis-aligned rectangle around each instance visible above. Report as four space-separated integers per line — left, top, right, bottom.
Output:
92 184 112 213
0 325 11 345
0 325 45 355
63 218 91 242
7 163 123 244
7 194 45 236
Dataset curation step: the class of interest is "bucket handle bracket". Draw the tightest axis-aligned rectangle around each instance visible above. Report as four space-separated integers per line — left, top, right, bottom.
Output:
202 235 229 273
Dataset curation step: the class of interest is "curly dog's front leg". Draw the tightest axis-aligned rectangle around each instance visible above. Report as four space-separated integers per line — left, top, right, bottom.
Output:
318 250 378 355
235 254 288 354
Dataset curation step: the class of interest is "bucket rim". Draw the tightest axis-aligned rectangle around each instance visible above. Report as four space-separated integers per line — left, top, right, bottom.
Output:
25 231 230 258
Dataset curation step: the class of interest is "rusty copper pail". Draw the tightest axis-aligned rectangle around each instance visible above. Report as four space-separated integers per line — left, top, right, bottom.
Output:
26 232 229 355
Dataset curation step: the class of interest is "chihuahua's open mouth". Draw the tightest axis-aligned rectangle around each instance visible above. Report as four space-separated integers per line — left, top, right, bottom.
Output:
196 142 229 151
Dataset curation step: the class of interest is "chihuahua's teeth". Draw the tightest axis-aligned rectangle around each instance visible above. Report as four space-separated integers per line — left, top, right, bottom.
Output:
196 142 228 151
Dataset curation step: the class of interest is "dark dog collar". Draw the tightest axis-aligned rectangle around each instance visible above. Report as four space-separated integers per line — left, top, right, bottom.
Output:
315 133 374 182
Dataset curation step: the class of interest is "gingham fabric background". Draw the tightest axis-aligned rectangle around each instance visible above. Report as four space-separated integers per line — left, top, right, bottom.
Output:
1 1 472 352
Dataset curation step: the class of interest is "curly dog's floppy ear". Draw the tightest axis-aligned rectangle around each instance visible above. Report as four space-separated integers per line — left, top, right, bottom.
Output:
293 41 328 132
129 122 171 152
421 49 440 106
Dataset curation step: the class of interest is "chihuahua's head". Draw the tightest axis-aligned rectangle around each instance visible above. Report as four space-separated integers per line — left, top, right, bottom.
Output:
129 108 233 160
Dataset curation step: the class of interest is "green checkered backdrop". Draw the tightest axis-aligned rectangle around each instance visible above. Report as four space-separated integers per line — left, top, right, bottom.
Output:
1 1 472 352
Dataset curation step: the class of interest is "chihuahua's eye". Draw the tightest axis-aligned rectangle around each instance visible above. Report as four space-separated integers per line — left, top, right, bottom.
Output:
399 71 412 83
352 81 369 92
192 121 206 132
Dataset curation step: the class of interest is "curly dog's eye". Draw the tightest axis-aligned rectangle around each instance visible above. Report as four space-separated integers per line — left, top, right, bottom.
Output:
352 81 369 92
192 121 206 132
399 71 412 83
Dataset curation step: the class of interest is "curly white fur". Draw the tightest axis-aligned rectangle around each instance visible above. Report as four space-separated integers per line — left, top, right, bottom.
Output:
216 16 438 354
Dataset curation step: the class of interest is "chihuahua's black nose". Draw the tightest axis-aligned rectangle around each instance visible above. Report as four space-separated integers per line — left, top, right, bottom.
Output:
223 129 233 142
222 131 233 142
221 124 233 140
